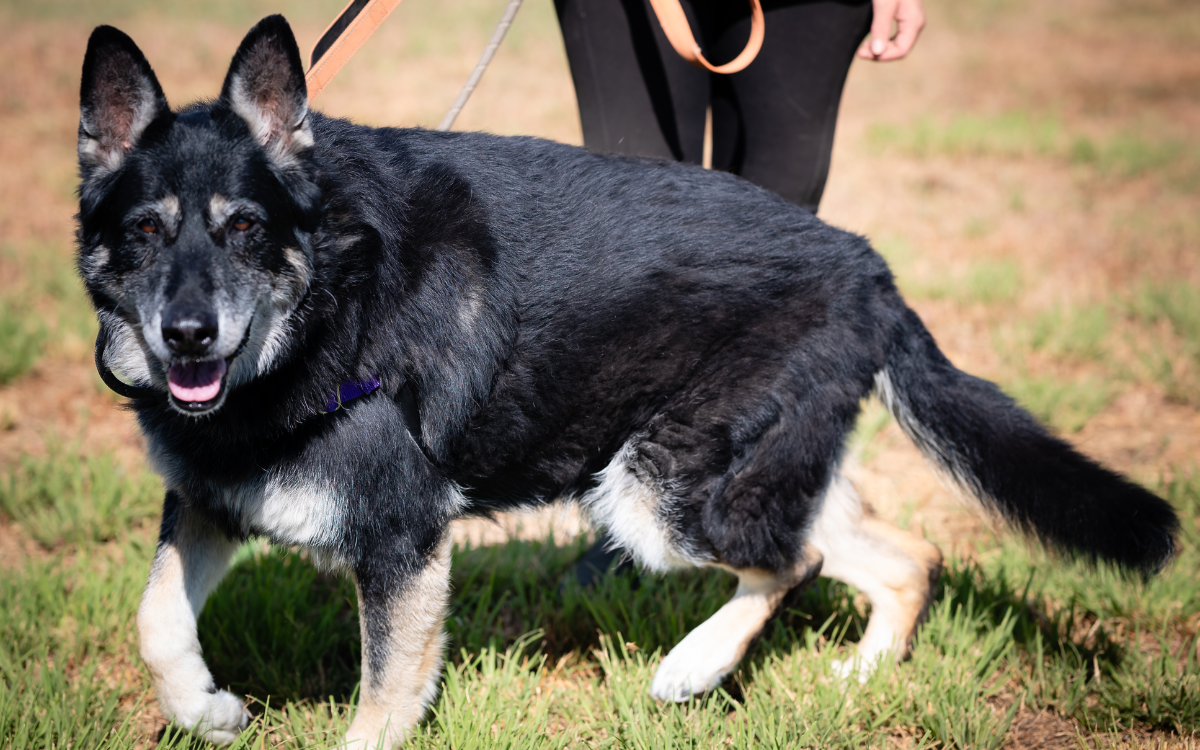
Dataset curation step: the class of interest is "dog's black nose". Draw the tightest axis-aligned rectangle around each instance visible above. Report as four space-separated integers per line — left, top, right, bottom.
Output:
161 308 219 355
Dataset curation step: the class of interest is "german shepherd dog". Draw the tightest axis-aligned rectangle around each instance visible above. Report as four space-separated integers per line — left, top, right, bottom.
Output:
76 16 1177 748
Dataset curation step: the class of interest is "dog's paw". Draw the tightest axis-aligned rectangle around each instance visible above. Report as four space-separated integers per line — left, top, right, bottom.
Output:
167 689 249 745
199 690 251 744
649 641 737 702
829 657 875 685
344 718 403 750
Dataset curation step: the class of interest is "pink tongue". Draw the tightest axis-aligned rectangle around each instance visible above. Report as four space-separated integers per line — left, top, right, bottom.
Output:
168 359 227 403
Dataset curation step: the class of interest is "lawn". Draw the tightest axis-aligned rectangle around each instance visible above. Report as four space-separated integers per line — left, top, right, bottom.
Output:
1 0 1199 747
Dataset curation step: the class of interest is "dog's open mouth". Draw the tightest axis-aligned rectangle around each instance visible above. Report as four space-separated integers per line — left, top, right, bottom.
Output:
167 359 228 410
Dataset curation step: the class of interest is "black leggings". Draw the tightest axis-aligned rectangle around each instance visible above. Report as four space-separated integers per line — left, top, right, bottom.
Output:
555 0 872 213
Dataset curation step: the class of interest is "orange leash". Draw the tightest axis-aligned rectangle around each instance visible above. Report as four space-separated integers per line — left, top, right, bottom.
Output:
303 0 758 117
646 0 764 74
306 0 405 103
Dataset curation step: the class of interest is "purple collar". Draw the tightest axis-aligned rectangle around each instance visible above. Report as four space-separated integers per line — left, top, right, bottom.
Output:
326 376 381 412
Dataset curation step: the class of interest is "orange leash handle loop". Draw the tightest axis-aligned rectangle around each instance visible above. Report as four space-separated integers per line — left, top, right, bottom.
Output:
646 0 764 74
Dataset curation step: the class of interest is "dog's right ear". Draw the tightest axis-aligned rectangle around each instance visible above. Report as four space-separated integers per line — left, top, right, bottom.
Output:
79 26 170 175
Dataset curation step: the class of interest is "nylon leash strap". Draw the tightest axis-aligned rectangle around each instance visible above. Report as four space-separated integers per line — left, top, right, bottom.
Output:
304 0 758 111
306 0 524 133
647 0 763 74
306 0 404 103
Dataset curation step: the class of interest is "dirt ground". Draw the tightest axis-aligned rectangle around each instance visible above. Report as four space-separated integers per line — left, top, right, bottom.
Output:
0 0 1198 744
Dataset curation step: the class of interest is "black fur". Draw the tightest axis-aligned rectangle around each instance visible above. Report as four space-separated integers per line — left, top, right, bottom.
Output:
78 14 1176 635
880 309 1178 573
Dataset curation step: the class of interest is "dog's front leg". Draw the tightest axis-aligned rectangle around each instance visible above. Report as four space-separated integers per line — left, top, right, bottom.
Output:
345 534 452 749
137 492 247 743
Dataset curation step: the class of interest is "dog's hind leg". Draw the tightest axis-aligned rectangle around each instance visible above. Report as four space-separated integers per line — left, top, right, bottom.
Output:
809 472 943 680
137 493 247 744
345 534 452 750
649 543 824 702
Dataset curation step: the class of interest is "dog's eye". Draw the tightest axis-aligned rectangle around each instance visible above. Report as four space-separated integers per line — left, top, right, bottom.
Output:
231 217 253 233
138 219 158 235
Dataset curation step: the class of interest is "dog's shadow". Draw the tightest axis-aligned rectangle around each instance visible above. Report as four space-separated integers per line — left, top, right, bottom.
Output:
199 539 1094 707
198 547 363 703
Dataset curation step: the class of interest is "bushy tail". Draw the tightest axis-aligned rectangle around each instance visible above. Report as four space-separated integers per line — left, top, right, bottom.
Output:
878 303 1177 575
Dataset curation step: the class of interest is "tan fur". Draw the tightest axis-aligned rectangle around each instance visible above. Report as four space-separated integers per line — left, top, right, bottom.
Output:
282 246 310 288
208 194 231 226
137 506 246 743
709 545 824 658
860 515 944 654
650 543 823 701
810 473 943 678
160 193 181 222
344 536 453 749
79 244 110 278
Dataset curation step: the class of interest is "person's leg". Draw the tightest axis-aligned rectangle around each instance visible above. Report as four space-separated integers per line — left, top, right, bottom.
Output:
567 529 635 589
555 0 709 163
705 0 873 213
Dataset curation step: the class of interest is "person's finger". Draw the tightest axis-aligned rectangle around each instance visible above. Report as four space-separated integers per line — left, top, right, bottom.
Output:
880 0 925 60
858 0 899 59
859 0 925 61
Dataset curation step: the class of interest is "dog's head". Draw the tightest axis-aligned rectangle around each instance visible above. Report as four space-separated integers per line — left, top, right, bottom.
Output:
76 16 320 416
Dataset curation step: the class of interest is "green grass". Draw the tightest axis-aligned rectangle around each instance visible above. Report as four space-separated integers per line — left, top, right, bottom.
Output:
1 4 1196 739
1131 282 1200 352
868 112 1062 160
996 288 1200 422
848 398 893 464
972 470 1200 734
869 113 1200 192
884 250 1023 307
420 636 567 749
18 243 101 351
3 466 1199 748
1030 304 1112 363
1070 134 1189 181
0 243 99 383
985 301 1121 433
0 653 141 750
1124 282 1200 405
873 235 1024 306
961 259 1023 305
0 296 46 385
200 544 362 702
0 443 162 547
1002 373 1113 433
878 235 1130 434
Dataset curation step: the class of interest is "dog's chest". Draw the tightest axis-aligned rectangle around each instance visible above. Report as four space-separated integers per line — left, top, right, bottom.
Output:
216 474 345 552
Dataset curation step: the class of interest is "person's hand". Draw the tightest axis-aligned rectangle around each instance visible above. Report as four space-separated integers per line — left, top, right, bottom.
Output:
857 0 924 61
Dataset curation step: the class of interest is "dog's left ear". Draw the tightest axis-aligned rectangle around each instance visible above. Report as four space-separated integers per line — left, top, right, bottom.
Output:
220 15 313 163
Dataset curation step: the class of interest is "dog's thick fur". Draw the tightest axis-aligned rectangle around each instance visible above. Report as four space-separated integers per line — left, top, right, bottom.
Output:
76 17 1178 748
